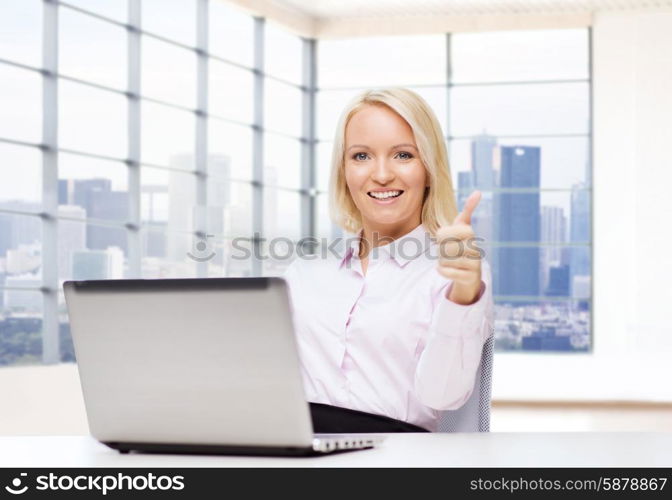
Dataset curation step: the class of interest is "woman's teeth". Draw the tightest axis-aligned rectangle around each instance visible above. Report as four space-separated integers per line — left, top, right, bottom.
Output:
368 190 403 199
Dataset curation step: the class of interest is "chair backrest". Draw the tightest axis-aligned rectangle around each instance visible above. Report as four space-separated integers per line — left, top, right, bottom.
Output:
436 332 494 432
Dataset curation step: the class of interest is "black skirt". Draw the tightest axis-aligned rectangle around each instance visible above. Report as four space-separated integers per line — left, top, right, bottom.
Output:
309 402 430 433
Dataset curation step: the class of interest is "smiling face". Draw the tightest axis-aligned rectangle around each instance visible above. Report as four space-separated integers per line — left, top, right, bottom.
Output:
344 104 428 239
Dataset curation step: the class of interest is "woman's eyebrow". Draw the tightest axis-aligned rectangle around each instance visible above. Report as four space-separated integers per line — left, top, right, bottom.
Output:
346 143 418 151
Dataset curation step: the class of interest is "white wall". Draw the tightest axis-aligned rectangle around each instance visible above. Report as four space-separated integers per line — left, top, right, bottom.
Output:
494 10 672 402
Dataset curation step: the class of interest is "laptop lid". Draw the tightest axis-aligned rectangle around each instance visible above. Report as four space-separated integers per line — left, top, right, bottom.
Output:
63 277 314 449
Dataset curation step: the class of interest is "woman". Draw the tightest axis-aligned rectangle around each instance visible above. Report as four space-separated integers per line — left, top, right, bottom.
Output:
283 88 494 433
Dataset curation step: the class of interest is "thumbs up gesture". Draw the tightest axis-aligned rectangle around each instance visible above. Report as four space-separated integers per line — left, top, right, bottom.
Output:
436 190 484 305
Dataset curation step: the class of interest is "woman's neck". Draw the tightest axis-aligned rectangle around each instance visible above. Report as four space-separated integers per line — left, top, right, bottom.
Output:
359 218 421 260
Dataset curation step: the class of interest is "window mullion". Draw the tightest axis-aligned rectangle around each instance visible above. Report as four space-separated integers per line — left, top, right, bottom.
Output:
41 0 59 364
301 37 316 240
126 0 141 278
251 16 264 276
195 0 208 277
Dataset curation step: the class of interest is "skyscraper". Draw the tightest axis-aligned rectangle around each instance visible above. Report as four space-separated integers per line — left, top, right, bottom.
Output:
72 247 124 280
59 179 127 252
0 201 41 257
470 133 496 189
57 205 87 280
468 134 497 253
546 264 570 296
497 146 541 299
456 171 473 212
570 182 590 296
541 206 567 292
167 154 197 263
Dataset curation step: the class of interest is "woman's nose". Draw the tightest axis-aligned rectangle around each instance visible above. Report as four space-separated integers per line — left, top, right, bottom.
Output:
371 160 395 184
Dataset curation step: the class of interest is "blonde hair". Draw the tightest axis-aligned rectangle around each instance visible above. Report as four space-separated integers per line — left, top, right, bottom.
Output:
328 87 457 237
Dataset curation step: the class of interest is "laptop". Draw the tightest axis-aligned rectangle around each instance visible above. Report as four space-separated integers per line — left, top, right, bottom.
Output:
63 277 385 456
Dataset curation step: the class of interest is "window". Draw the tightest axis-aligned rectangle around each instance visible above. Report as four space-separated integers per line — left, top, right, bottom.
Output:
0 1 590 366
450 29 592 353
0 1 310 367
317 29 592 353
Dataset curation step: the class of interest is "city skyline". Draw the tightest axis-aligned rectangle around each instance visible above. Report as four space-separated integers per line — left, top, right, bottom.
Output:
2 135 592 359
457 133 590 352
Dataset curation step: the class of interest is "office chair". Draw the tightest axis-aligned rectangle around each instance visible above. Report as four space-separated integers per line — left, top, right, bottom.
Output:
437 331 495 432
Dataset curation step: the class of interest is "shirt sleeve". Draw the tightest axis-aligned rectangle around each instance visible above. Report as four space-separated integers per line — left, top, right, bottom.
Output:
414 258 494 411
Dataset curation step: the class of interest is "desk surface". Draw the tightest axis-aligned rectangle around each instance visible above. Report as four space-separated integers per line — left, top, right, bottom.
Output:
1 433 671 467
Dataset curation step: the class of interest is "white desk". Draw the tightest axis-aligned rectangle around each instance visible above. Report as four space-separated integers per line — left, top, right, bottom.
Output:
1 433 671 467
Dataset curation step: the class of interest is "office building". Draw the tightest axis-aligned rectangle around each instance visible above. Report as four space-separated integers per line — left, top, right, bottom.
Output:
4 274 42 313
57 205 87 281
541 206 567 292
570 183 590 296
496 146 541 299
72 247 124 280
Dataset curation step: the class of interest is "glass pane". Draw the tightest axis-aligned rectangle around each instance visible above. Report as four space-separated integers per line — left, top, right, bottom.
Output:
208 60 254 124
450 82 590 136
141 101 195 168
410 86 447 136
57 220 127 280
208 120 253 181
0 212 42 277
0 64 41 143
264 79 302 136
494 300 590 352
264 134 301 189
0 0 41 66
204 235 226 277
454 190 590 247
0 143 42 205
58 152 128 222
316 141 333 192
59 79 127 157
140 166 196 232
449 136 591 190
0 291 43 366
211 180 252 239
317 88 364 141
64 0 126 22
452 29 589 83
194 181 253 275
487 245 591 300
210 238 252 277
264 21 302 84
142 36 196 108
60 8 126 89
264 188 301 240
142 0 196 46
209 1 253 67
318 34 446 88
141 229 198 278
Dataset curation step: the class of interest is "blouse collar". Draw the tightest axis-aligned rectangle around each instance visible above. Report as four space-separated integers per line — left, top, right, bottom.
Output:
339 223 431 269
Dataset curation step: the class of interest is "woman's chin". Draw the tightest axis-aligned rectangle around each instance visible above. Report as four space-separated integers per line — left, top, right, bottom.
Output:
362 214 407 227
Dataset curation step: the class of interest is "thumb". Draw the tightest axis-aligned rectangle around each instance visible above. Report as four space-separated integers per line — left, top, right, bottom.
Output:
453 190 481 226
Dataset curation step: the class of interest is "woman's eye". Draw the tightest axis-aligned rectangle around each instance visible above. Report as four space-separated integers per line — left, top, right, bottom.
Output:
353 152 368 161
396 152 413 160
